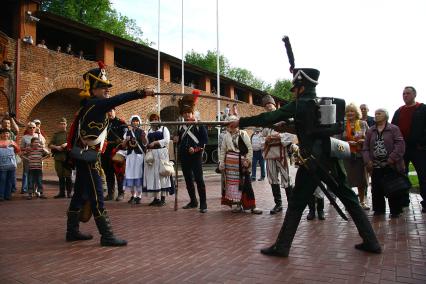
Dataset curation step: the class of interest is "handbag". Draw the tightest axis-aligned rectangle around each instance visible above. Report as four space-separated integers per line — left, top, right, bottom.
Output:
159 159 175 176
380 168 411 198
145 150 154 165
70 146 99 163
263 135 284 160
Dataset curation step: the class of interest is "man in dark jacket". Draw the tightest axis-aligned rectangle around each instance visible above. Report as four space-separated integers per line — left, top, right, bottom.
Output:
65 61 153 246
228 68 381 257
391 86 426 213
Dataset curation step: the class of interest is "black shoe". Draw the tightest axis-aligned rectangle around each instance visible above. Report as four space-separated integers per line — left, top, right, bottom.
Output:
116 193 124 201
270 205 283 215
199 208 208 213
390 213 400 219
306 210 315 220
39 194 47 199
95 212 127 247
317 211 325 220
260 245 289 257
157 200 166 207
354 243 382 254
182 202 198 209
104 195 114 201
54 193 66 199
149 198 161 206
258 177 265 181
134 197 141 204
373 211 385 216
66 211 94 242
251 177 256 181
127 196 135 204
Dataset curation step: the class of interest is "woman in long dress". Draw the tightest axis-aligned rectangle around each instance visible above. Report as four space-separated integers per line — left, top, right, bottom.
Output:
219 116 262 214
123 115 147 205
143 113 173 206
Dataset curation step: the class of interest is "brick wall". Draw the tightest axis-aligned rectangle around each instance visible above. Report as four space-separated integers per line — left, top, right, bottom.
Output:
9 41 264 171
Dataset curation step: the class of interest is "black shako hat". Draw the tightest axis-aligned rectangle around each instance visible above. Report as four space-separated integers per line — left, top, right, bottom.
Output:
290 68 320 91
80 61 112 97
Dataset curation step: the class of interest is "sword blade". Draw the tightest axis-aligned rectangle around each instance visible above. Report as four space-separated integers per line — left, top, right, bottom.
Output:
155 92 238 103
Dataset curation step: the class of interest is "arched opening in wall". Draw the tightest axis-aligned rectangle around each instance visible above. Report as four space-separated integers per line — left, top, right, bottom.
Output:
28 88 81 172
160 105 179 134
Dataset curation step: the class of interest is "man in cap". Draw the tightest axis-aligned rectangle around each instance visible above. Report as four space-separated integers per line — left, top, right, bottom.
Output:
228 68 381 257
261 95 296 214
65 61 153 246
174 90 208 213
49 117 72 198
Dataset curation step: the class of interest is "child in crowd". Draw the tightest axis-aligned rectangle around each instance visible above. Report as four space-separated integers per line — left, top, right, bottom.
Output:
0 129 20 201
23 137 49 199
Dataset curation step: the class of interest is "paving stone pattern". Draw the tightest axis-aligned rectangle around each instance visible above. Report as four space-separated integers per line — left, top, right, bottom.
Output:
0 174 425 283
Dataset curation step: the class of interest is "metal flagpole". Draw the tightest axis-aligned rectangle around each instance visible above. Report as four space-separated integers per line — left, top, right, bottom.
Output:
216 0 221 164
181 0 184 93
156 0 161 114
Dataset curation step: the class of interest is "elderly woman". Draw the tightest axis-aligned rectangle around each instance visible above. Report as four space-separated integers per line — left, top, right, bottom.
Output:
143 113 174 206
362 108 406 218
123 115 147 205
342 103 370 210
219 116 262 214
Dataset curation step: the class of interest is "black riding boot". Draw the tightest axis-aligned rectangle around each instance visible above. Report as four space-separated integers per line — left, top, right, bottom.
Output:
284 185 293 203
261 207 304 257
317 198 325 220
270 184 283 215
345 202 381 253
65 177 73 198
306 196 316 220
54 177 66 198
66 211 93 242
197 186 208 213
183 184 198 209
94 211 127 246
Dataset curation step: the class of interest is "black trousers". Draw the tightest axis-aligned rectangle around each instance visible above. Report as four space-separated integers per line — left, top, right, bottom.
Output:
371 167 403 215
180 152 206 208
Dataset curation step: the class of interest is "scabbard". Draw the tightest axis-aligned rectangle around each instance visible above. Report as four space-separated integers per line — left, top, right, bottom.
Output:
302 155 349 221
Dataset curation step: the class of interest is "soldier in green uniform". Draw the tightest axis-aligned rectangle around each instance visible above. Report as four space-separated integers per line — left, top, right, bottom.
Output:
49 117 72 198
228 68 382 257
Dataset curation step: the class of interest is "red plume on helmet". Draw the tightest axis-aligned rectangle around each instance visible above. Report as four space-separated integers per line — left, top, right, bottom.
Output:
98 61 106 69
192 89 201 104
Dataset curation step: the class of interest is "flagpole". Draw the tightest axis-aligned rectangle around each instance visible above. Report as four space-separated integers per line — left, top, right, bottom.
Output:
216 0 221 161
181 0 184 94
157 0 161 114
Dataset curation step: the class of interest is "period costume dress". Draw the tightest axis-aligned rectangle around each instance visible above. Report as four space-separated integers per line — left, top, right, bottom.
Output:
143 126 173 203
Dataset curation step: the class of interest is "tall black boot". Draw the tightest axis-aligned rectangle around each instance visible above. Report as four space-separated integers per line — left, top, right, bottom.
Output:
94 211 127 246
270 184 283 215
65 177 73 198
183 184 198 209
261 207 304 257
306 196 316 220
197 186 208 213
345 202 382 253
54 177 66 198
317 198 325 220
284 185 293 203
66 211 93 242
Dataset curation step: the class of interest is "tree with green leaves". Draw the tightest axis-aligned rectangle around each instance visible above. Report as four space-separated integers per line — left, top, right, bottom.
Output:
185 49 230 75
41 0 152 46
270 79 293 101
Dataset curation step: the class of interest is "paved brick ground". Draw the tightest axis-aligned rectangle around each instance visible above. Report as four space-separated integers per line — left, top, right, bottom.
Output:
1 170 426 283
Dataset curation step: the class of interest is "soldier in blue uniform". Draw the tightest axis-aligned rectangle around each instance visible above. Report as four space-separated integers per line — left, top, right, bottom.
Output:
175 90 209 213
65 62 153 246
228 68 382 256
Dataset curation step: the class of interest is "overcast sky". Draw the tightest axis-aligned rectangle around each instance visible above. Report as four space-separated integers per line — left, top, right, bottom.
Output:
112 0 426 116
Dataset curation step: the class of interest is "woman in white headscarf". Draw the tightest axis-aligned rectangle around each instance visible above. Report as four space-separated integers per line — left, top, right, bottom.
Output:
219 115 262 214
143 112 174 206
122 115 147 204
